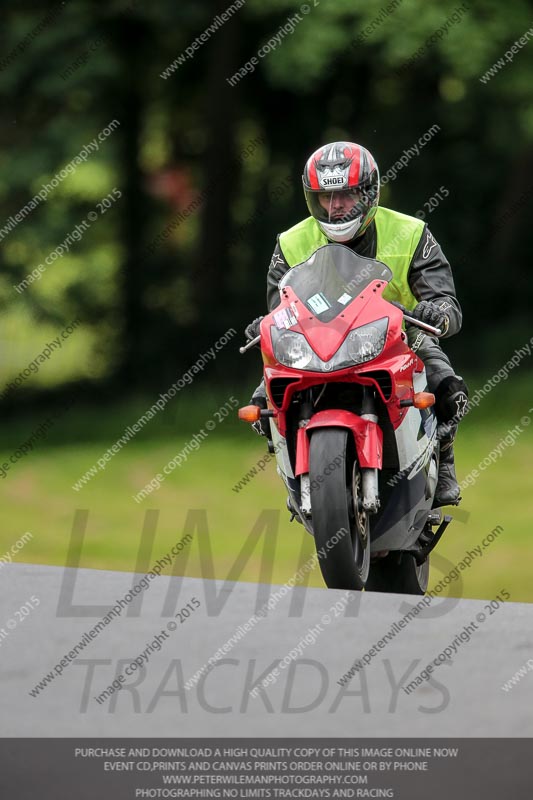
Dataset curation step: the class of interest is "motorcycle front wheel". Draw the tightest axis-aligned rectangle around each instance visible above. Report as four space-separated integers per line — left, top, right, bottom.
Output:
309 427 370 590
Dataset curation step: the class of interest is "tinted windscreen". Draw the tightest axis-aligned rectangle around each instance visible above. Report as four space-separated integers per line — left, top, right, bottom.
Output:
279 243 392 323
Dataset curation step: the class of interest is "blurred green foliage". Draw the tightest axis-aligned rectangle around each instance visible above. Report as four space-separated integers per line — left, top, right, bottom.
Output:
0 0 532 398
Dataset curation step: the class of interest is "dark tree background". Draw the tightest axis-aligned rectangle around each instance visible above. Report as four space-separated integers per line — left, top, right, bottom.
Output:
1 0 532 407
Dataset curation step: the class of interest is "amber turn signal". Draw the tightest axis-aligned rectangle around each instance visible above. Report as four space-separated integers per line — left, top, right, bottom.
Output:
238 405 262 422
413 392 435 409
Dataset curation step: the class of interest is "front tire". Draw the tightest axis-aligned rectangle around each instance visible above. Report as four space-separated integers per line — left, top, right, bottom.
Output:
309 428 370 590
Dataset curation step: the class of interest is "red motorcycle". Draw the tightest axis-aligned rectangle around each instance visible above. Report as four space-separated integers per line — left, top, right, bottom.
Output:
239 244 452 593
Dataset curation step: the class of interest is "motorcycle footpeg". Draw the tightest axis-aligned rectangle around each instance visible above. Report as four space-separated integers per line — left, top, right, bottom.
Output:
413 514 453 565
286 496 302 524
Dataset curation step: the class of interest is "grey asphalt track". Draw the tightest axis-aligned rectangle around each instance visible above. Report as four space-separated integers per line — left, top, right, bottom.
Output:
1 562 532 736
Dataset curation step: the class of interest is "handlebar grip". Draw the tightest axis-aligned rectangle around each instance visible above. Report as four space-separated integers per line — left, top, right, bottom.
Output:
403 314 442 337
390 301 442 337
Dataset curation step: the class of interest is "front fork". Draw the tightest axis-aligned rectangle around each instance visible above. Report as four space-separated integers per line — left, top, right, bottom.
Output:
360 386 380 514
297 398 313 517
297 387 381 517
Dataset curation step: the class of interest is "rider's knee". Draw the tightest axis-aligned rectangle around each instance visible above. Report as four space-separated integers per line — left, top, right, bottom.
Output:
434 375 469 424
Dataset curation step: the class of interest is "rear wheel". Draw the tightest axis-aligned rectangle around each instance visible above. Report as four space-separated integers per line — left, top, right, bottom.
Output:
309 428 370 590
366 550 430 595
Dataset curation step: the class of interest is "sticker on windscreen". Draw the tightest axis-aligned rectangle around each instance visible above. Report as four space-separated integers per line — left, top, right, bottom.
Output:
274 307 298 329
337 292 352 305
307 292 331 314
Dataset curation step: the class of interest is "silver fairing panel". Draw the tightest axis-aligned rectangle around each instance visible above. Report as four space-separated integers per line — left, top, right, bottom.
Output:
369 463 437 551
270 419 314 533
269 418 293 481
370 369 438 550
394 369 437 474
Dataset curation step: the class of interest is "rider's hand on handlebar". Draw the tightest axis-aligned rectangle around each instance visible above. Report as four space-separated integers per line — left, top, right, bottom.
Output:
244 316 264 342
411 301 449 336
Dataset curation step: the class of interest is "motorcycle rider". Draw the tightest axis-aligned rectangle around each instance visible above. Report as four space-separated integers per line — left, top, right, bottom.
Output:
245 141 468 507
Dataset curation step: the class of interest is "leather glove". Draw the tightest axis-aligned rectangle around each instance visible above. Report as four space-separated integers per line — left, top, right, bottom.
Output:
244 315 264 342
411 301 449 335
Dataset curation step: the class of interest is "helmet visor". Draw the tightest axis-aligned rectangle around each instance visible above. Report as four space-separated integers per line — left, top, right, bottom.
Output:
305 185 377 225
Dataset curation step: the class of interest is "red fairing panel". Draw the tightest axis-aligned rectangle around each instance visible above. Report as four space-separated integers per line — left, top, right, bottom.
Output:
295 427 310 477
298 409 383 473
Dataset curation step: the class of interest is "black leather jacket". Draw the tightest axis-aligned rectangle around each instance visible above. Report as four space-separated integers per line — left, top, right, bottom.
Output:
266 216 462 338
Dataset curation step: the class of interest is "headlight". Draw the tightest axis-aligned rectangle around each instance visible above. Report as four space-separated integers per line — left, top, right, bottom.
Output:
327 318 388 370
345 322 387 364
271 318 388 372
274 331 314 369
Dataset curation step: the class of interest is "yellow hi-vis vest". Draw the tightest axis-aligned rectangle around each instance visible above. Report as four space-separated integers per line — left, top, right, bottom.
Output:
278 206 425 310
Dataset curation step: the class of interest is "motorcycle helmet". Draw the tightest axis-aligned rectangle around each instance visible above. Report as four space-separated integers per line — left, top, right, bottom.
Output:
302 141 380 243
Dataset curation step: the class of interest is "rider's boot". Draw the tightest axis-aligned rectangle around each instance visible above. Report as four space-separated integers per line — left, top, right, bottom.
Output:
434 424 460 507
432 375 469 507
